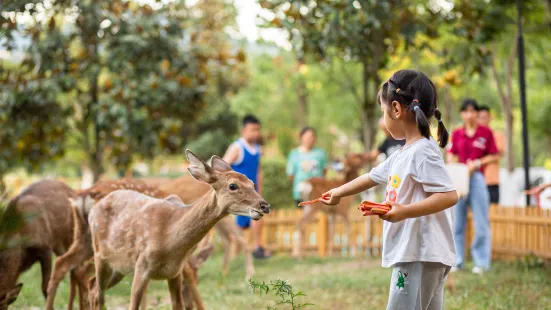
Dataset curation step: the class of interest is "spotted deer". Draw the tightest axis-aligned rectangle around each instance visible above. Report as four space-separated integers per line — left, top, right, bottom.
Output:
0 180 89 310
146 173 255 280
45 179 208 310
293 153 366 258
88 151 270 310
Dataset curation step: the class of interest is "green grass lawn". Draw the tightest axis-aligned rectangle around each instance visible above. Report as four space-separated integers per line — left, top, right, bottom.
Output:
10 253 551 309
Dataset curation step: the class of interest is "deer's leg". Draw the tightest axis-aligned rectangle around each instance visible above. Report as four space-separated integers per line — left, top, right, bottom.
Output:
46 243 93 310
91 256 112 310
182 265 205 310
294 205 316 258
67 271 77 310
238 234 255 280
108 272 125 288
327 215 335 257
129 259 150 310
74 261 94 310
221 234 232 277
168 273 184 310
342 215 354 257
37 248 53 299
140 292 148 310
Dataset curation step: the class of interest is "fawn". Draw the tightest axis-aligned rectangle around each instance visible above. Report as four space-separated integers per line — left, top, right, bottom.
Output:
88 150 270 309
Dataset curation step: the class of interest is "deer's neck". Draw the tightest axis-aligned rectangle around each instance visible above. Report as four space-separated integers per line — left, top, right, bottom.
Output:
169 189 226 253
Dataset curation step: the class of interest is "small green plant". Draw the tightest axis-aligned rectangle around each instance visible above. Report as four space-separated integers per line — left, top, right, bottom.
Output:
518 252 545 269
249 279 314 310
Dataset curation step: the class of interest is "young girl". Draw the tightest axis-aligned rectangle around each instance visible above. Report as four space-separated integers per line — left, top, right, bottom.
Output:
321 70 459 310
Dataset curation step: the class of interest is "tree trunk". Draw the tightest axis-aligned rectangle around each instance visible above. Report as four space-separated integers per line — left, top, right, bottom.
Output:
359 59 379 153
296 57 308 128
0 175 6 196
504 112 514 172
360 60 373 152
546 0 551 33
490 44 515 172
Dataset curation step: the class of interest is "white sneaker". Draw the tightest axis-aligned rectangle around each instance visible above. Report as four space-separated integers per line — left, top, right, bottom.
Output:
472 266 485 274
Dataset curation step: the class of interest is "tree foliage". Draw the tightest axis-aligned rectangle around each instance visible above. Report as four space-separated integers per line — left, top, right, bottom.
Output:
259 0 444 150
0 0 245 182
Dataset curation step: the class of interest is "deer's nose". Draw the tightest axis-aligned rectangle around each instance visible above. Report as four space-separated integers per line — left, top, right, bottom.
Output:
259 201 270 214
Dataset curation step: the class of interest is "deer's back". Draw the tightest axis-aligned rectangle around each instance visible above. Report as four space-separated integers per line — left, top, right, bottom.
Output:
8 180 76 255
154 174 210 204
89 190 189 275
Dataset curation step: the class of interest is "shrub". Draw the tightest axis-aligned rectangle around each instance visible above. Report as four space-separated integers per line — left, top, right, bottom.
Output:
277 129 296 158
261 158 294 209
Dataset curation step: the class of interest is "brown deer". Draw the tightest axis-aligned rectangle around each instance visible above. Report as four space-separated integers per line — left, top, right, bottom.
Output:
146 174 255 280
46 178 209 310
0 180 89 310
88 150 270 310
293 153 366 258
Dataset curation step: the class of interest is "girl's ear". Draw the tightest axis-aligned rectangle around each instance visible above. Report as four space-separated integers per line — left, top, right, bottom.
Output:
391 100 403 119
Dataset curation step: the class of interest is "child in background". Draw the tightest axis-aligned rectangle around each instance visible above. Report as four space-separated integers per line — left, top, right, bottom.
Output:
321 70 458 310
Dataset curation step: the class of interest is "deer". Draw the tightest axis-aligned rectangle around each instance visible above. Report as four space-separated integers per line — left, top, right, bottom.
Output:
46 178 211 310
88 150 270 310
145 173 255 280
292 153 366 258
0 180 89 310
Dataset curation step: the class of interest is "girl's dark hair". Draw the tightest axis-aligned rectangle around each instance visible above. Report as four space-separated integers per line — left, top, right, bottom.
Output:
378 70 449 148
299 126 316 138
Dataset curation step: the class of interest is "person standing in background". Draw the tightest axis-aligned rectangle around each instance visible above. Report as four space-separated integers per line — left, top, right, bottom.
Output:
448 99 500 274
223 114 271 259
286 127 328 206
478 105 504 206
363 117 405 162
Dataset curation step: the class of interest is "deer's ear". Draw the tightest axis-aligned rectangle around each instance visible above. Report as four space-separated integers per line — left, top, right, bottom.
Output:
186 150 216 183
210 156 233 173
190 244 214 269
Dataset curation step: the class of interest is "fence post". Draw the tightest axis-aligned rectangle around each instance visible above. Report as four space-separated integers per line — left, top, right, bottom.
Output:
317 213 329 257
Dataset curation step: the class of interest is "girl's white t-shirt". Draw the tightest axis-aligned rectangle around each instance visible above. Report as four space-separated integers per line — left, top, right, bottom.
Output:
369 137 456 268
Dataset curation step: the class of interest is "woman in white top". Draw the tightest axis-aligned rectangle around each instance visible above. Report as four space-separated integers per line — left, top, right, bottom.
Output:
321 70 458 310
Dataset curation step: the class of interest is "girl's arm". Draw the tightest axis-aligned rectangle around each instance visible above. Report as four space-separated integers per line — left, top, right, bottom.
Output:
380 191 458 223
321 174 379 205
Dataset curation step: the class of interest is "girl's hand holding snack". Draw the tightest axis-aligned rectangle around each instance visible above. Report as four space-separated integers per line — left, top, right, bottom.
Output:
320 188 341 205
378 201 408 223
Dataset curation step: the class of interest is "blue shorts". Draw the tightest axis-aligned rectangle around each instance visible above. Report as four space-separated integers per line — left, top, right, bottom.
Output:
236 215 251 229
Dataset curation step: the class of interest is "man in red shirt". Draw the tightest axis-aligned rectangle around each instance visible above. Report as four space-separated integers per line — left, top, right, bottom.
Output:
448 99 500 274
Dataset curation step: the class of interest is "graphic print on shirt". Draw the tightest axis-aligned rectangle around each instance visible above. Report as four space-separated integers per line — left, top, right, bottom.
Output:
396 270 408 291
300 159 318 172
473 137 487 150
385 174 401 202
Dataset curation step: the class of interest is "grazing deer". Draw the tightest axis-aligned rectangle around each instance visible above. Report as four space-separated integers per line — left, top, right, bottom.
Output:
0 180 88 310
88 150 270 310
293 153 366 258
46 179 206 310
147 174 255 280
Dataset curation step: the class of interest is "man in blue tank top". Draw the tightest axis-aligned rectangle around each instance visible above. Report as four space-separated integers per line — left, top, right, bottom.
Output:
223 115 271 259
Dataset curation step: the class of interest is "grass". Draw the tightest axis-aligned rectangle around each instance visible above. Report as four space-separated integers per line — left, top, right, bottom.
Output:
10 252 551 310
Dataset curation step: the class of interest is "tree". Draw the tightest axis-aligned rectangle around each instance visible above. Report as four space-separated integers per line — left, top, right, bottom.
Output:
0 0 245 182
442 0 545 171
260 0 443 151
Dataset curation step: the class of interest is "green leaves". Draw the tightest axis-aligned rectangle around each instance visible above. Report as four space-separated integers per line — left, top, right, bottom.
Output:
249 279 314 309
0 0 244 179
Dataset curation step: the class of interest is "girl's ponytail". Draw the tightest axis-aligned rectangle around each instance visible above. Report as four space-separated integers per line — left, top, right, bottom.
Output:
411 99 431 140
434 108 449 148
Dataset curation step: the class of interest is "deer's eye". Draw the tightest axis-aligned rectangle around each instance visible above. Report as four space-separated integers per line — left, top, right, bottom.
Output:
229 184 239 191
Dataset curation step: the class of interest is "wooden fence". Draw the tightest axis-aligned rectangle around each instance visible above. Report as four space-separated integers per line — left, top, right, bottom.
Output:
242 206 551 260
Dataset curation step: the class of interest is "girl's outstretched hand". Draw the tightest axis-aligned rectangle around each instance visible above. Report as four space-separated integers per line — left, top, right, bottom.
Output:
379 201 408 223
320 188 341 205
